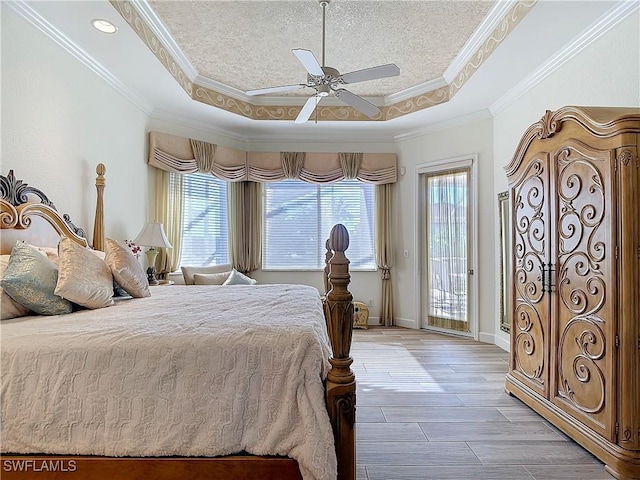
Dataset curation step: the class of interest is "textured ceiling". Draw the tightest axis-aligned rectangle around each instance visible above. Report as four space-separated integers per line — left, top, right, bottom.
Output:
148 1 496 97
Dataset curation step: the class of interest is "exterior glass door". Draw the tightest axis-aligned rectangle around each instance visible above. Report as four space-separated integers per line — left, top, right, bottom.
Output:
423 168 470 333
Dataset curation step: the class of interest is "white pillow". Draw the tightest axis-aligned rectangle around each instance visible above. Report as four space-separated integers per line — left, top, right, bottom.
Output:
181 264 232 285
222 269 257 286
193 271 233 285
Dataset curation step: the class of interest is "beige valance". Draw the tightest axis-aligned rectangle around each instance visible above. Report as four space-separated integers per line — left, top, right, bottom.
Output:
148 131 397 184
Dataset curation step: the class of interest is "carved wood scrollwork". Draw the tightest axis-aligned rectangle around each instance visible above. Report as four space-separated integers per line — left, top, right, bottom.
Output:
538 110 562 139
513 158 547 383
334 391 356 430
618 149 634 167
0 170 56 209
555 146 608 415
0 170 86 239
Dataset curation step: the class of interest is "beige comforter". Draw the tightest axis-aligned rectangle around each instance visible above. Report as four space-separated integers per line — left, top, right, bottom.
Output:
1 284 336 480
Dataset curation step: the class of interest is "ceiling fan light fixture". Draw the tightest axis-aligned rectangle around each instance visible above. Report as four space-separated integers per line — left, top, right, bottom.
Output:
317 84 331 97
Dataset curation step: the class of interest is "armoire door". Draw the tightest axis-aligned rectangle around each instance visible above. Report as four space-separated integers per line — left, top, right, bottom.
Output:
550 142 616 441
510 152 552 398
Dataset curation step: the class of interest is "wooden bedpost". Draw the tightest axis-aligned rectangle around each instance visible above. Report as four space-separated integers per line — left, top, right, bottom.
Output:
323 238 331 295
324 224 355 480
93 163 106 251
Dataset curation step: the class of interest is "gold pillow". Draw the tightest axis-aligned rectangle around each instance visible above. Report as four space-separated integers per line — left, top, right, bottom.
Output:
193 271 232 285
105 238 150 298
55 237 114 309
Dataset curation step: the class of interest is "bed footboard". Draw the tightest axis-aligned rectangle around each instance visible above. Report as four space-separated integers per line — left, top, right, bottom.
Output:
323 224 356 480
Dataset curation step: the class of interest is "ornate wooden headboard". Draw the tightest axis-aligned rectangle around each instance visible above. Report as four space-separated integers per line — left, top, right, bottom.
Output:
0 170 88 255
0 164 106 255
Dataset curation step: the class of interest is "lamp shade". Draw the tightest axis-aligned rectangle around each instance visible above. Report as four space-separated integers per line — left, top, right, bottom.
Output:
134 222 172 249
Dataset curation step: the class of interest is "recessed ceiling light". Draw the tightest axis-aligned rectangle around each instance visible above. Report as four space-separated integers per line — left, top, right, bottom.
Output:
91 19 117 34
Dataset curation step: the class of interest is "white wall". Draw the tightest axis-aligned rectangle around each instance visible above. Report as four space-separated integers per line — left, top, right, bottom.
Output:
395 118 495 339
491 11 640 351
1 5 151 243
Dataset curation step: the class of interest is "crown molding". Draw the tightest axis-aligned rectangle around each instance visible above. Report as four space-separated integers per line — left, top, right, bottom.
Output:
132 0 198 81
384 77 448 106
244 129 397 146
5 0 154 116
150 108 248 143
490 0 639 116
394 109 493 142
443 0 523 84
384 0 519 106
194 74 248 102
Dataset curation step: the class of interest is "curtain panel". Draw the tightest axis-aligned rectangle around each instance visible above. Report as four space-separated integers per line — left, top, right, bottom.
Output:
228 181 262 273
148 132 397 185
375 183 395 326
154 169 183 275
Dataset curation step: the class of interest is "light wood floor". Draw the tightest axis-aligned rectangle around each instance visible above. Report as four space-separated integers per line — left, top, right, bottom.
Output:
352 327 613 480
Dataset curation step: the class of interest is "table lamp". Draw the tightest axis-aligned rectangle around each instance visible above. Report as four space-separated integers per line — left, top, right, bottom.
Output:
134 222 172 285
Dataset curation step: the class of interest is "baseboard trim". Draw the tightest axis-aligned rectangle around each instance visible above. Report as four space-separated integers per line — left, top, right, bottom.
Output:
478 332 494 345
494 334 510 352
394 317 419 329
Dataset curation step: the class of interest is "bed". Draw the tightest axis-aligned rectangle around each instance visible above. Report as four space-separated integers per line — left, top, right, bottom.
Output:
0 165 356 480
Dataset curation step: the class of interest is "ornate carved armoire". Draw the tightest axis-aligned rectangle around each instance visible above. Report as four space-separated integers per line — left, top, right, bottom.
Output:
504 106 640 480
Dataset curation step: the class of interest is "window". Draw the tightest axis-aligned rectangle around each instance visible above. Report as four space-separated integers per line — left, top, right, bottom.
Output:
263 180 375 270
179 173 229 267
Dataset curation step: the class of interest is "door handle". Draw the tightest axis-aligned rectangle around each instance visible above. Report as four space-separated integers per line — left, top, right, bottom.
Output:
468 269 474 275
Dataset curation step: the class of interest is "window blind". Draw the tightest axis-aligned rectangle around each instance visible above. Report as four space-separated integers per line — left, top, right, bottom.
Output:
179 173 229 267
263 180 375 270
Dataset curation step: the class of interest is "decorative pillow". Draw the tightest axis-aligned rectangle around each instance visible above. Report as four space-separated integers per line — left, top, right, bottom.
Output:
29 244 60 265
222 269 257 286
0 241 73 315
193 271 233 285
0 255 31 320
113 281 131 298
181 264 232 285
54 237 114 309
105 238 150 298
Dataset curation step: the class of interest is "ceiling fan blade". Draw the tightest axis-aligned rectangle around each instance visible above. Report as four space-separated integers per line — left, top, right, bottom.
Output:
339 64 400 85
246 84 306 96
295 96 321 124
335 89 380 119
292 49 324 77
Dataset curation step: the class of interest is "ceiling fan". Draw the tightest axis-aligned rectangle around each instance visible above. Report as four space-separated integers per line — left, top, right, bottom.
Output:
245 0 400 124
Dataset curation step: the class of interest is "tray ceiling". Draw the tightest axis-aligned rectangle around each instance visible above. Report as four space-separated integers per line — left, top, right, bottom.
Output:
147 0 496 97
5 0 630 141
